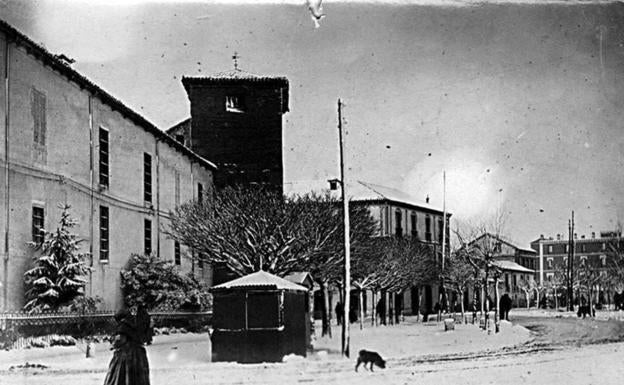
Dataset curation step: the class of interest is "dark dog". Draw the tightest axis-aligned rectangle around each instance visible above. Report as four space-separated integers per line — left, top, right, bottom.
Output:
355 349 386 372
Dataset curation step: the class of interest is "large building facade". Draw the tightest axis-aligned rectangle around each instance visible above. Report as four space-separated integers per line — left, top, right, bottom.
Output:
348 181 451 316
0 21 215 311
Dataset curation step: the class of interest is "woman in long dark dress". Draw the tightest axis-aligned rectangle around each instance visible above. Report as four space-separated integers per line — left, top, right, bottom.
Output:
103 308 151 385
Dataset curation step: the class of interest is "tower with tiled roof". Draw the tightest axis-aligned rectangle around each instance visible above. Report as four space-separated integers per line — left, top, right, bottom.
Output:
170 60 289 190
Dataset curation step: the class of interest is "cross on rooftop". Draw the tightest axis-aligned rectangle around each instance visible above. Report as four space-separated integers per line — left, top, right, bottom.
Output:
232 52 240 70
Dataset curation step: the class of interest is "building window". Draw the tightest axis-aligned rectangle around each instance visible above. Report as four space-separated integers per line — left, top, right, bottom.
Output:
547 258 553 269
580 244 586 253
32 206 45 244
225 95 245 113
548 245 553 253
602 242 607 251
425 215 432 242
198 182 204 205
565 244 569 253
410 212 418 238
601 255 607 267
580 256 587 267
144 153 152 203
100 206 109 262
174 241 181 265
438 218 444 244
32 88 46 146
99 128 109 188
144 219 152 255
395 210 403 237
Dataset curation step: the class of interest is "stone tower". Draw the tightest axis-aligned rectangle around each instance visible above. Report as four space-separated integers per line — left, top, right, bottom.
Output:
170 68 289 191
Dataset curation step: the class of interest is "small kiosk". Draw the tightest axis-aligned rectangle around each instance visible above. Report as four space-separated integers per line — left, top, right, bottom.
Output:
210 270 310 363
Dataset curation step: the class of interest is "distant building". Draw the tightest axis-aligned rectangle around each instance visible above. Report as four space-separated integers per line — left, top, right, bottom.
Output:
168 69 289 190
469 233 537 307
345 181 452 316
530 231 623 287
0 20 215 310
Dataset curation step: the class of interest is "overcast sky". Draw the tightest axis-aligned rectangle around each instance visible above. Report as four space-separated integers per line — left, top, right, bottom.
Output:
3 0 624 247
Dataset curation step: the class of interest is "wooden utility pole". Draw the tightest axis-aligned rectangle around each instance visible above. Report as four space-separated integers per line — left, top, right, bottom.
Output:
567 211 575 311
337 99 351 358
442 171 447 270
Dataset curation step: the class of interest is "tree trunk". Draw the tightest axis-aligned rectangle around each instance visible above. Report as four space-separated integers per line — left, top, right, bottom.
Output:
459 289 466 324
418 288 423 322
472 282 479 324
386 290 391 325
589 285 594 317
480 284 485 314
495 278 500 332
359 289 364 330
321 282 332 338
371 290 377 326
388 291 394 325
394 292 401 324
437 288 443 322
555 287 559 310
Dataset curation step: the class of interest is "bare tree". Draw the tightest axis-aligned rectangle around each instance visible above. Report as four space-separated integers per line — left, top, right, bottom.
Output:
454 210 507 330
371 237 439 325
518 279 536 309
442 251 474 323
545 270 566 309
167 186 379 338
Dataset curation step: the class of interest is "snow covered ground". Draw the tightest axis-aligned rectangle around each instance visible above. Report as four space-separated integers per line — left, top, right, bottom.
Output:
1 315 622 384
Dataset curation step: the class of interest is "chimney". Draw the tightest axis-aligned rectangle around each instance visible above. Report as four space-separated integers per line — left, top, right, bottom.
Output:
540 234 544 239
556 234 560 241
426 195 430 204
592 232 596 239
581 235 585 239
574 233 578 239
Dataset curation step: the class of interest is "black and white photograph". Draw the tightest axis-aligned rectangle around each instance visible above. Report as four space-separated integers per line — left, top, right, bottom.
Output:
1 0 624 384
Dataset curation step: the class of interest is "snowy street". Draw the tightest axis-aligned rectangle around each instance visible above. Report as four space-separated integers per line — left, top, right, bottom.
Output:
2 314 624 384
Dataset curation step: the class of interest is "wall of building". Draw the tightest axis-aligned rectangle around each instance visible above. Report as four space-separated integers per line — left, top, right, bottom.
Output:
374 203 449 246
0 31 213 310
531 236 620 284
363 201 450 316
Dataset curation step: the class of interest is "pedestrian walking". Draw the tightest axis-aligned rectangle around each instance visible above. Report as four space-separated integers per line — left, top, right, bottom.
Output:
103 308 151 385
335 301 343 325
376 298 386 325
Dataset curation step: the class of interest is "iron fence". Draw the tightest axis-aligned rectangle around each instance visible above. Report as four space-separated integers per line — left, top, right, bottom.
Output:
0 309 212 350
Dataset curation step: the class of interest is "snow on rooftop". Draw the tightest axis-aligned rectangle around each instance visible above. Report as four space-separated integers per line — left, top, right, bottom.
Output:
211 270 308 292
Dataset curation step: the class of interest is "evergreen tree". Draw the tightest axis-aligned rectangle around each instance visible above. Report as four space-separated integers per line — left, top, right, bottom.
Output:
23 205 90 312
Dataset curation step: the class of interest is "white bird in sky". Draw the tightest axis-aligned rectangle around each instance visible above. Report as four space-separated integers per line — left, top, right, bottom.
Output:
306 0 326 29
